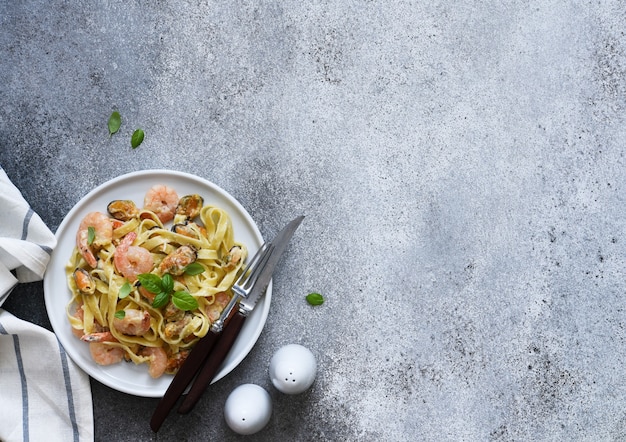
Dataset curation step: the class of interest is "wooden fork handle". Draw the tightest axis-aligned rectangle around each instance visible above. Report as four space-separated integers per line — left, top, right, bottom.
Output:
150 329 219 432
177 309 247 414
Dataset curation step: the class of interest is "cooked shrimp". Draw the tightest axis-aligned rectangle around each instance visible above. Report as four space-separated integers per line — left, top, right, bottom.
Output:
113 309 151 336
80 331 117 342
140 347 168 378
76 212 113 268
206 291 231 322
144 185 179 224
158 244 197 276
114 231 154 282
89 342 124 365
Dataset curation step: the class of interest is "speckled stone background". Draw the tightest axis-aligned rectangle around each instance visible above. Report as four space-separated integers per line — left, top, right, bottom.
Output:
2 1 626 441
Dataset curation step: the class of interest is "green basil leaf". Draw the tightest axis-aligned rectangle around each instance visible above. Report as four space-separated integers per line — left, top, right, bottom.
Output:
114 310 126 319
137 273 163 294
131 128 144 148
152 291 170 309
184 262 205 276
161 273 174 293
119 282 132 299
87 226 95 245
306 292 324 306
108 111 121 136
172 291 199 311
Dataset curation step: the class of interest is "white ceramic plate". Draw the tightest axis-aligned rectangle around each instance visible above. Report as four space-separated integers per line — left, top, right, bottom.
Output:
43 170 270 397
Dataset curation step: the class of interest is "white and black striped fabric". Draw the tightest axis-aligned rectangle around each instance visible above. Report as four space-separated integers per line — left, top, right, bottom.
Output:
0 310 93 441
0 167 56 303
0 167 93 441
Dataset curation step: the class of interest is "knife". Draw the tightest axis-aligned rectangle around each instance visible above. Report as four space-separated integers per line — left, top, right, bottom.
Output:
150 215 303 430
177 215 304 414
150 244 272 432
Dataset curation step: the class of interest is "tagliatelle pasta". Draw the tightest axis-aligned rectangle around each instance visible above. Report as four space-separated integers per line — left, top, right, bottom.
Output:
65 185 247 378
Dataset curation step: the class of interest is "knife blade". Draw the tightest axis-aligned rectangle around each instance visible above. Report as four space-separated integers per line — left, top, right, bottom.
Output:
177 215 304 414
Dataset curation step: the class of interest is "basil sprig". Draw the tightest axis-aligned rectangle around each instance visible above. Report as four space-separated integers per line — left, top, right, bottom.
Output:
108 111 121 136
87 226 95 245
306 292 324 306
183 262 204 275
119 282 132 299
137 271 200 311
131 128 144 148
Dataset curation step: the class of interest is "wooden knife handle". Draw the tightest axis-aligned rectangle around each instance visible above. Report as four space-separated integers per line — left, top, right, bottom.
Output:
150 329 220 432
177 310 247 414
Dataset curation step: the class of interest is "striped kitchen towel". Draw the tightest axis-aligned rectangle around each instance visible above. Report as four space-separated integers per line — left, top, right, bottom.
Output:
0 167 93 442
0 310 94 442
0 168 56 305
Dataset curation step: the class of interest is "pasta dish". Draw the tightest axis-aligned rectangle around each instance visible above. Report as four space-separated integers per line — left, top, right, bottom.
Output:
65 184 246 378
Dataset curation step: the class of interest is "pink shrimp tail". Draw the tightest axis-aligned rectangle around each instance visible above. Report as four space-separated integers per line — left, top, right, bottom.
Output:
120 231 138 246
114 231 137 274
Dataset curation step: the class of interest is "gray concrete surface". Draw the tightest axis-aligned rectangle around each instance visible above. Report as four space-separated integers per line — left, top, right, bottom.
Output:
2 1 626 440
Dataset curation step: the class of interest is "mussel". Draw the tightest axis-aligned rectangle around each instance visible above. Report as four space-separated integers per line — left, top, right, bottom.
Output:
107 200 139 221
223 245 243 271
73 268 96 295
158 244 198 275
171 221 207 239
175 194 204 220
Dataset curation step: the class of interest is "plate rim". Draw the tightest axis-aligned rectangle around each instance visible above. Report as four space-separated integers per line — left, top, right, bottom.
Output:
43 169 270 397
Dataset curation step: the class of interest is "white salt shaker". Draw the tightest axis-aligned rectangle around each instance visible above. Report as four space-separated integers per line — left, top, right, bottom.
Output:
223 384 272 435
269 344 317 394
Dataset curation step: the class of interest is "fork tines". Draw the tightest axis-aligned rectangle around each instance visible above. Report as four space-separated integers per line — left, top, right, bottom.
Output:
234 242 274 296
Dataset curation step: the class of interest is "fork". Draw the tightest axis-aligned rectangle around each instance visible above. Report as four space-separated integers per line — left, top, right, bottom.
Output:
150 242 275 432
175 241 276 413
206 242 274 336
